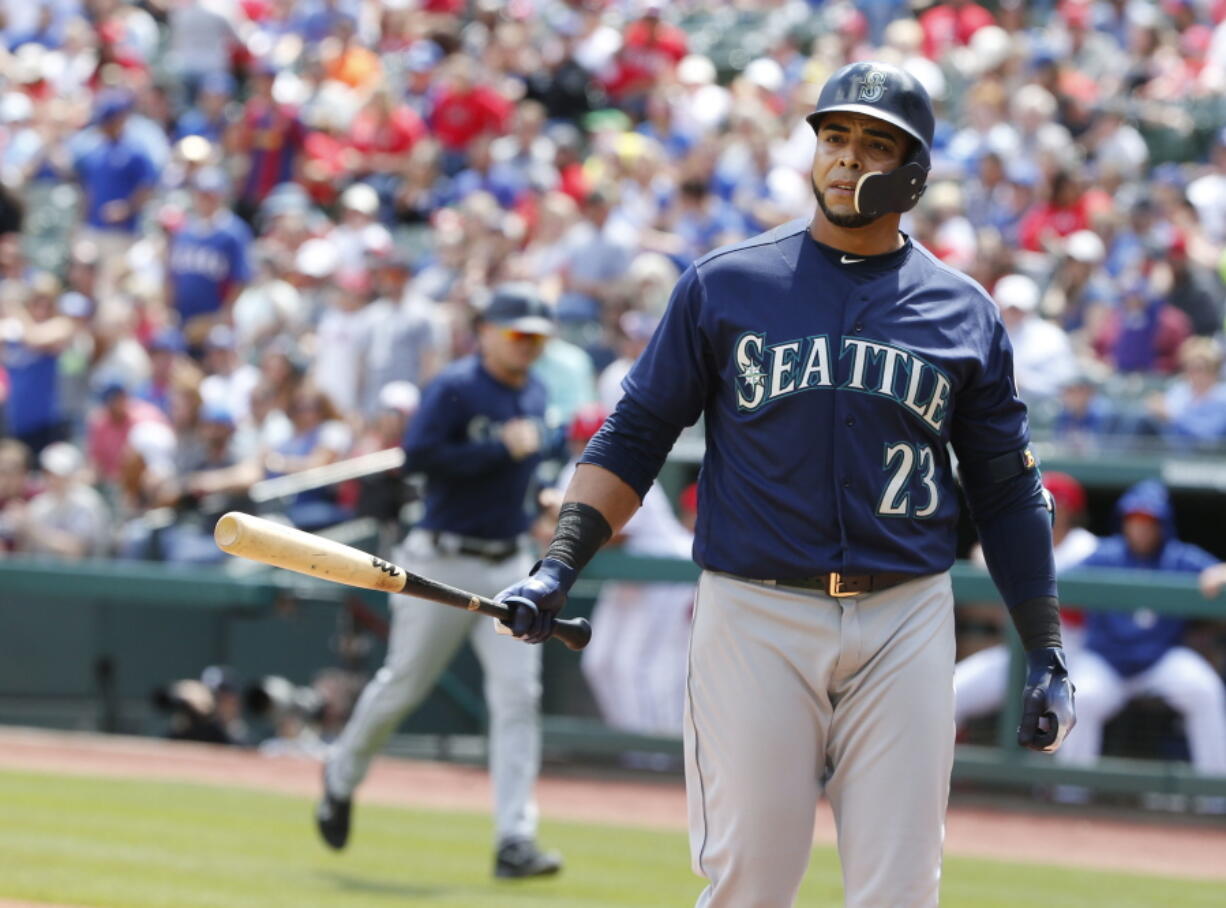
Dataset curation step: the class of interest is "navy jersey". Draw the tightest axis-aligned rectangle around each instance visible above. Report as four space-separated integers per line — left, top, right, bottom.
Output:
618 219 1029 578
404 355 555 540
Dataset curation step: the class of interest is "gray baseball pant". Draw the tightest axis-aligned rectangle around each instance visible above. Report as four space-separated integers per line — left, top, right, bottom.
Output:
326 530 541 845
686 571 956 907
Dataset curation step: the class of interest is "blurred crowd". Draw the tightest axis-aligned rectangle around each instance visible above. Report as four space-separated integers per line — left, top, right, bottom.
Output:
2 0 1226 564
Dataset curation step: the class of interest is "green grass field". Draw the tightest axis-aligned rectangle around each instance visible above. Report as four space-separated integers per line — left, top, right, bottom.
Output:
0 769 1220 907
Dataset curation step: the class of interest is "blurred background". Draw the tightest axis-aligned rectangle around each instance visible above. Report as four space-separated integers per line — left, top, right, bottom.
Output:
0 0 1224 813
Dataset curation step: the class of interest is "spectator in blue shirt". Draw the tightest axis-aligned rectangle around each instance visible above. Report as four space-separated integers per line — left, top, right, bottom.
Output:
173 72 236 146
1055 480 1226 809
0 273 75 455
167 168 253 347
72 90 160 299
1144 337 1226 449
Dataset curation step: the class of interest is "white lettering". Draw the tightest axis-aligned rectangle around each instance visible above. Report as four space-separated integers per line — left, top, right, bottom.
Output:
768 341 801 397
922 372 951 432
902 355 928 418
798 336 833 388
876 345 907 397
842 338 887 390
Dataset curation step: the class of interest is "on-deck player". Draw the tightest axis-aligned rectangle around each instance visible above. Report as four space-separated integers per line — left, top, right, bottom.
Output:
316 284 565 879
495 62 1075 907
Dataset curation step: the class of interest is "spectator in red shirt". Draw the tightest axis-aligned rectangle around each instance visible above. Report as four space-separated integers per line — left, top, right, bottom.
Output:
601 4 688 114
1018 169 1092 253
348 85 427 192
918 0 996 61
87 381 169 485
429 57 513 174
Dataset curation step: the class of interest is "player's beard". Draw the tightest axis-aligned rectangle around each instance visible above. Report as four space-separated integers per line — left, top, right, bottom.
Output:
812 176 877 229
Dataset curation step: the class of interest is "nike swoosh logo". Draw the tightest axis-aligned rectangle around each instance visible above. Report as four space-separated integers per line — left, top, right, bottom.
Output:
840 255 866 264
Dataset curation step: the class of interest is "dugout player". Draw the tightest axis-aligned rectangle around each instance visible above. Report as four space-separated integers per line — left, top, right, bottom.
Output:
495 62 1076 906
316 284 566 879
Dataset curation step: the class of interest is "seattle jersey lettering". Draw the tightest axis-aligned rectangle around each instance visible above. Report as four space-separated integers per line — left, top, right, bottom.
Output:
734 332 952 433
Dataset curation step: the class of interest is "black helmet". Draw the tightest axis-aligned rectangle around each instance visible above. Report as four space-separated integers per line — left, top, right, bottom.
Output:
806 62 934 217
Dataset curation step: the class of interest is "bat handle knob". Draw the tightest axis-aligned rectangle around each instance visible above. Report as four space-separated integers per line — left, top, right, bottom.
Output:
551 617 592 651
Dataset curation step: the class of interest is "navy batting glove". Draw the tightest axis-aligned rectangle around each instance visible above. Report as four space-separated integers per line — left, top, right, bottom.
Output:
494 557 577 645
1017 646 1076 753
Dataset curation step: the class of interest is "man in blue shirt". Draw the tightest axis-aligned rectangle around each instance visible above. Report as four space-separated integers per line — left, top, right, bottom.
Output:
72 90 160 300
167 168 252 346
173 72 237 146
317 284 567 879
493 62 1075 906
1054 479 1226 809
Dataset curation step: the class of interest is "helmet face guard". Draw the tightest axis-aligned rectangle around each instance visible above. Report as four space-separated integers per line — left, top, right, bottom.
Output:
806 62 935 219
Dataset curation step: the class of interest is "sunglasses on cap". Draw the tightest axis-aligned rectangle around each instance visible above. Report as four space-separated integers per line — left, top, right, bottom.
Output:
501 328 549 343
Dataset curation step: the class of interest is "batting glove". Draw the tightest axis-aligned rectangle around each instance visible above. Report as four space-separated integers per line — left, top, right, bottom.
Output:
1017 646 1076 753
495 557 577 645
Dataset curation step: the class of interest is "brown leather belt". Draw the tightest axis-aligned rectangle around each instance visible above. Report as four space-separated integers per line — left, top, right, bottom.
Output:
764 571 924 598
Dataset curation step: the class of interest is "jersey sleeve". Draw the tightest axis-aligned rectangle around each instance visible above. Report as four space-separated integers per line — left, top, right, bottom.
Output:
619 263 710 427
950 309 1030 469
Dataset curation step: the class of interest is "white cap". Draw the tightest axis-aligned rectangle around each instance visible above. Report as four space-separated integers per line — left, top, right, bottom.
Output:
378 381 420 415
1064 229 1105 264
40 442 83 477
743 58 784 93
0 92 33 123
677 54 716 86
995 274 1039 312
128 421 177 478
294 237 340 278
340 183 379 216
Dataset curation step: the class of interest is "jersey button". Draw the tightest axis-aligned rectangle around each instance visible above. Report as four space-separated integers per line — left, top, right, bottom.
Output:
853 322 864 333
842 478 852 488
845 417 856 427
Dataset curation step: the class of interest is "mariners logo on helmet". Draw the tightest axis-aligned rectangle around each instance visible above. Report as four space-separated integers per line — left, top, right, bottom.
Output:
854 70 888 103
807 61 935 218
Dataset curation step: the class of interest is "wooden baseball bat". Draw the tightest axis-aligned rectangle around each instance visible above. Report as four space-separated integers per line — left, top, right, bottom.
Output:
213 512 591 651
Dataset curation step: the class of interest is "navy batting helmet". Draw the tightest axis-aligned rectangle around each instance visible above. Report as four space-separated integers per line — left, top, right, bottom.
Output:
806 62 934 218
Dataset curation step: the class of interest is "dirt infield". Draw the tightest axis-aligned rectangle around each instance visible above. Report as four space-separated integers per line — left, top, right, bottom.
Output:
2 724 1226 896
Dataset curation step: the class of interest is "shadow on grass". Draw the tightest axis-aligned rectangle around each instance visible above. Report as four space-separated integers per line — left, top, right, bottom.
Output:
317 870 445 899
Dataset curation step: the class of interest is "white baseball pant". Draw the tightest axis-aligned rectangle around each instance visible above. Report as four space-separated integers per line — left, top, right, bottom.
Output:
1055 646 1226 778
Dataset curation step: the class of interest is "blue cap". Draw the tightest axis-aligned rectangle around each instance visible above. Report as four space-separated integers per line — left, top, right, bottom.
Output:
58 291 93 319
99 378 128 400
404 40 443 73
149 327 186 354
483 283 554 335
192 167 230 195
93 89 134 124
200 71 236 96
205 324 236 350
251 57 279 77
199 402 235 426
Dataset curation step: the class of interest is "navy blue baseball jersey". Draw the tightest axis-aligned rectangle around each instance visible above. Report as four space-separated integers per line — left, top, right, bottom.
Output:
404 355 558 540
612 219 1029 579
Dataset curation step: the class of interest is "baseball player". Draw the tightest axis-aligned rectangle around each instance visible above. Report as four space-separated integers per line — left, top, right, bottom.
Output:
1053 479 1226 810
495 62 1075 907
316 284 566 879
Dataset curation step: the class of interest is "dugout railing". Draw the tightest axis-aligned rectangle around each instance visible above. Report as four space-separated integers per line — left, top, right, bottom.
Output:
1 550 1224 802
